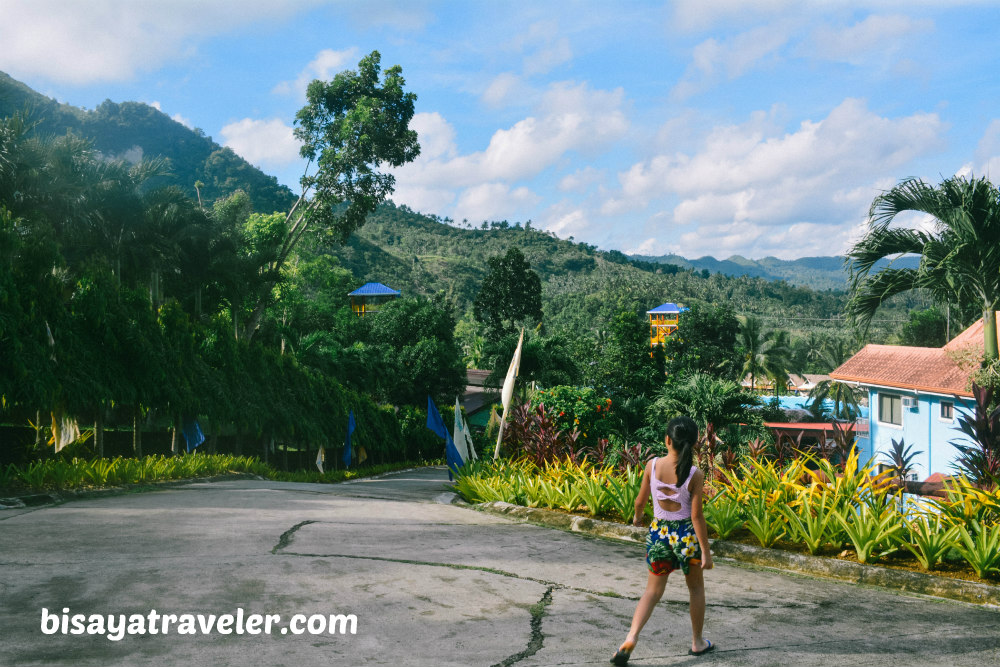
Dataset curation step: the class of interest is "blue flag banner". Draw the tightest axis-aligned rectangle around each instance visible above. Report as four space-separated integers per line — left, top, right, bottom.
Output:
427 396 464 479
182 419 205 453
342 410 356 468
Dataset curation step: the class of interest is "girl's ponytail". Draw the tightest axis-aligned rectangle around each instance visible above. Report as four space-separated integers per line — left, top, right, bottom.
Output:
667 416 699 485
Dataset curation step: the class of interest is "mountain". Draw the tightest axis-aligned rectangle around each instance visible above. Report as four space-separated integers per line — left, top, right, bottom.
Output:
0 71 296 213
630 253 922 291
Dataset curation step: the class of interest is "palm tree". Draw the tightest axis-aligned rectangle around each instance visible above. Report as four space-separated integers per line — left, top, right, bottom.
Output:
738 317 794 394
847 175 1000 361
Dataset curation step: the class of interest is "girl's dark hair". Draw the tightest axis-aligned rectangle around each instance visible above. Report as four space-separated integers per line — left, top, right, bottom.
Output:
667 416 699 485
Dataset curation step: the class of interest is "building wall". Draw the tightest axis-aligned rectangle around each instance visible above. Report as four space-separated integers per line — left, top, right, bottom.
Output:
866 387 975 479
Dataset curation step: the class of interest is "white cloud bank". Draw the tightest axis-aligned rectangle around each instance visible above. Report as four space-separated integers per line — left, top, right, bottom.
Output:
0 0 322 85
606 98 947 258
390 81 628 224
220 118 301 168
272 48 359 97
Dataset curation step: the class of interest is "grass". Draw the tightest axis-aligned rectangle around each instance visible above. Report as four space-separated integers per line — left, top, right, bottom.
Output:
0 454 442 495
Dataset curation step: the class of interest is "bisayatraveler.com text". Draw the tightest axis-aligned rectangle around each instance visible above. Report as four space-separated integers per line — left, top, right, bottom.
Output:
41 607 357 641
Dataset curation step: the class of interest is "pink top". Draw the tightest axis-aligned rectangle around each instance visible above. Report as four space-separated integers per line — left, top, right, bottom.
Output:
649 458 697 521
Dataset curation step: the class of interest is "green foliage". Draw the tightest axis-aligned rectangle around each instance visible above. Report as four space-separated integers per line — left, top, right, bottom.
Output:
593 309 664 397
744 495 787 548
831 502 902 564
899 307 948 347
902 514 960 571
648 373 761 433
533 386 613 444
662 304 743 381
778 490 836 555
473 247 542 337
950 383 1000 489
954 521 1000 579
848 175 1000 361
704 492 744 539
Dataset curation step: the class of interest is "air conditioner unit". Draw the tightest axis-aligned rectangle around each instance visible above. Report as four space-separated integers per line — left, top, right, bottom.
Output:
901 397 916 409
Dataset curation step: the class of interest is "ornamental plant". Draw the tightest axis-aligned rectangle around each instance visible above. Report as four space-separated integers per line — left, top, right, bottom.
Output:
533 385 613 446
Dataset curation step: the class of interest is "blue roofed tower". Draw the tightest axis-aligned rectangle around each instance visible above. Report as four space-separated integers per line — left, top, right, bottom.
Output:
348 282 400 317
646 302 688 348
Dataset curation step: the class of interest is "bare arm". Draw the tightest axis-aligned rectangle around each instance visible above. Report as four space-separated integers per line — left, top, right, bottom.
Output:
688 469 713 570
633 460 652 527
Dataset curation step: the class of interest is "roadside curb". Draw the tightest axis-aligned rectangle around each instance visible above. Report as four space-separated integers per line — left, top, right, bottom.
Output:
475 500 1000 608
0 473 265 510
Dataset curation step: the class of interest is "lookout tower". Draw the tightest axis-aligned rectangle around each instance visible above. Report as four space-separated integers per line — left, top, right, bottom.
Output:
349 282 400 317
647 302 686 347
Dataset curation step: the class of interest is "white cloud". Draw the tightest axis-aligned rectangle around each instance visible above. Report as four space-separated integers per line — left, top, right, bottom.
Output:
481 72 529 108
272 47 359 97
512 21 573 76
671 0 796 33
171 113 193 129
673 24 792 99
975 119 1000 178
558 166 604 192
390 80 628 212
810 14 933 65
0 0 321 84
220 118 301 167
410 112 457 160
453 183 540 224
608 98 947 257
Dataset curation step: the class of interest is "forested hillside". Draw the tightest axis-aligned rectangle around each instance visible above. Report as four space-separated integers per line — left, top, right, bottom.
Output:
316 203 928 341
0 71 295 213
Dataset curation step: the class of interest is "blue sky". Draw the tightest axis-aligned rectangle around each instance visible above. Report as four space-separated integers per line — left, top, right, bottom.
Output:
3 1 1000 259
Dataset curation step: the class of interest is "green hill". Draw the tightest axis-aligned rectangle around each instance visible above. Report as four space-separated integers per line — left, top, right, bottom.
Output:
312 204 926 341
632 252 922 291
0 71 295 213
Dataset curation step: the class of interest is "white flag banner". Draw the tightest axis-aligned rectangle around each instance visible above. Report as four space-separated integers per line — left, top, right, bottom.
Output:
454 396 477 464
494 328 524 459
316 446 325 474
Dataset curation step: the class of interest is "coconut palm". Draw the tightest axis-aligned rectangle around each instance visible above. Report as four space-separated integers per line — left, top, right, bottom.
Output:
847 175 1000 361
738 316 794 394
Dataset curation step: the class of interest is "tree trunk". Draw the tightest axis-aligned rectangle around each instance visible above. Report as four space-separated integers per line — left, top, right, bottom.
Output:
171 418 180 457
35 410 42 449
209 432 218 455
235 432 243 456
985 307 998 362
132 406 143 458
95 410 104 459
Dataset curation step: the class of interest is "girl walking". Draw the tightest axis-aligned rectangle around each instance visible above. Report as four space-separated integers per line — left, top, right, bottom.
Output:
611 416 714 664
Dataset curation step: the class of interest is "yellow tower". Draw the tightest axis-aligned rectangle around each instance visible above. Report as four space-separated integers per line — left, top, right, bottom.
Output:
348 282 400 317
647 302 686 347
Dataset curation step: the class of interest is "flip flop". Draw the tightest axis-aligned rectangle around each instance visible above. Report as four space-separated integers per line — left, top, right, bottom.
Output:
688 640 715 656
610 642 634 666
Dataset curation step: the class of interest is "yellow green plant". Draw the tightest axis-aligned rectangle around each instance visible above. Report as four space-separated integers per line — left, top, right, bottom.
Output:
744 494 786 547
832 502 901 564
902 512 960 571
954 521 1000 579
705 492 744 539
779 489 836 555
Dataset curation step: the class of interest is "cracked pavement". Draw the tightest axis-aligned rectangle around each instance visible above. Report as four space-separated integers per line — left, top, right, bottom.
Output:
1 467 998 666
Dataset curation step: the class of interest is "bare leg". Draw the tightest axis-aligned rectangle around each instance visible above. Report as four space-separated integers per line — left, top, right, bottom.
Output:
621 571 668 648
685 563 709 652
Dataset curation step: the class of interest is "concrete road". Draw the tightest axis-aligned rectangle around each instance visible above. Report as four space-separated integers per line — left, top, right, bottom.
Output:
1 467 997 667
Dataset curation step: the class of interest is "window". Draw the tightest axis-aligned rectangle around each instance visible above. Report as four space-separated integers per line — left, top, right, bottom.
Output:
941 401 954 420
879 393 902 426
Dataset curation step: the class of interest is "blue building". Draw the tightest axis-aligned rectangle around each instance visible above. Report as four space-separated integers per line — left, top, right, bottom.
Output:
830 317 995 480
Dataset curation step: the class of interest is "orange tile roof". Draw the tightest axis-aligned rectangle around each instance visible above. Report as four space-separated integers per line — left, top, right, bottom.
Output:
830 315 998 397
830 344 972 396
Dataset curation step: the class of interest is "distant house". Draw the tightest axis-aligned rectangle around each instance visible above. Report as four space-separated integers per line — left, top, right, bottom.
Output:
740 372 809 394
348 282 400 317
647 302 688 348
829 316 997 479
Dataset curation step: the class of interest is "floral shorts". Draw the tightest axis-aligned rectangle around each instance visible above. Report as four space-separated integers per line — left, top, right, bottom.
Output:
645 518 701 576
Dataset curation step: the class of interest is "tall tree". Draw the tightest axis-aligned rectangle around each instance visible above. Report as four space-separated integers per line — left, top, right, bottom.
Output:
847 175 1000 362
240 51 420 340
473 247 543 338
